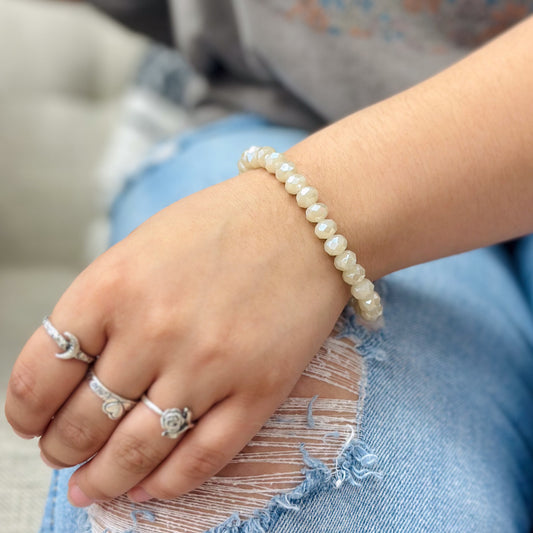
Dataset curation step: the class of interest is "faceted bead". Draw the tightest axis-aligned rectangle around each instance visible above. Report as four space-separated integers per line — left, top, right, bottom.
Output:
351 278 374 300
237 159 248 174
256 146 275 165
314 219 337 239
342 264 365 285
359 292 381 311
239 147 252 162
305 202 328 223
243 146 261 169
276 162 297 183
324 234 348 256
334 250 357 271
285 174 307 194
361 305 383 321
265 152 286 173
296 186 319 208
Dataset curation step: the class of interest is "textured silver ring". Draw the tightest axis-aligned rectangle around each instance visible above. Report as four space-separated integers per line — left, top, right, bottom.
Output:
141 395 194 439
87 371 138 420
42 316 96 364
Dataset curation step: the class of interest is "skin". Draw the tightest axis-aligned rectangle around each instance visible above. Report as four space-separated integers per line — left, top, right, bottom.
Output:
5 15 533 508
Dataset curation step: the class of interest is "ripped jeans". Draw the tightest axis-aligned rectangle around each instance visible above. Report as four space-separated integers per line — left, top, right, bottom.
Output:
40 114 533 533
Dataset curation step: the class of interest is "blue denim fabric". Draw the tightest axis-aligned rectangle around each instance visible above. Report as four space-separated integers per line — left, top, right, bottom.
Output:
40 468 90 533
40 114 533 533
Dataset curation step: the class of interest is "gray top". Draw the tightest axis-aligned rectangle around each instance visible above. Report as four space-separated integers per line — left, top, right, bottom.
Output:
169 0 532 129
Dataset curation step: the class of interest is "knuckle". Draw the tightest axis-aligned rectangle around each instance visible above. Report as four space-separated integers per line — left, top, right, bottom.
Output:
113 433 164 475
39 449 69 469
134 303 187 350
54 414 105 454
181 445 226 482
98 263 129 301
142 314 178 345
77 253 128 311
192 326 233 369
4 412 35 438
8 363 40 411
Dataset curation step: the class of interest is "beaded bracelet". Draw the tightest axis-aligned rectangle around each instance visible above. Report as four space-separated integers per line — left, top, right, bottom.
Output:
238 146 383 322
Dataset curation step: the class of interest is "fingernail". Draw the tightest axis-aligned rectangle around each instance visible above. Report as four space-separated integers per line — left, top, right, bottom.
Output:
40 451 62 469
14 429 34 439
128 487 153 503
68 484 95 507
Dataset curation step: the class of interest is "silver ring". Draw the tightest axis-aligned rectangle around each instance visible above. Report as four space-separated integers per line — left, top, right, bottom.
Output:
87 371 138 420
141 395 194 439
42 316 96 364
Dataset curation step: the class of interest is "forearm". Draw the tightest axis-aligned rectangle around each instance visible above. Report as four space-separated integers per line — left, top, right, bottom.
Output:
285 15 533 280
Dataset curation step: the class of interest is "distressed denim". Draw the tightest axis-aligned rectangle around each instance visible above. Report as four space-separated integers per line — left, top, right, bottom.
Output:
40 114 533 533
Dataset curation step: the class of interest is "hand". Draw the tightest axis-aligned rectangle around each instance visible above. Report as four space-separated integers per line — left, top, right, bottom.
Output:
5 170 349 506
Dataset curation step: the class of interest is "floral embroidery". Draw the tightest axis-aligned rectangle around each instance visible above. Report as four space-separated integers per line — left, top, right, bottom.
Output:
284 0 533 51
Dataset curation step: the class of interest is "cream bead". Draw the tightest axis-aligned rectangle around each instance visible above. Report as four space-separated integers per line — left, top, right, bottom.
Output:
360 305 383 321
296 186 319 208
276 162 297 183
324 234 348 256
237 159 248 174
265 152 286 173
351 278 374 300
242 145 260 169
314 219 337 239
359 292 381 311
256 146 275 165
285 174 307 194
342 264 365 285
305 203 328 223
334 250 357 272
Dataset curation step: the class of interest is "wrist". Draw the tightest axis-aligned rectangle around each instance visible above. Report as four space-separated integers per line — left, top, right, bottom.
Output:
230 168 352 313
283 118 398 281
236 147 383 321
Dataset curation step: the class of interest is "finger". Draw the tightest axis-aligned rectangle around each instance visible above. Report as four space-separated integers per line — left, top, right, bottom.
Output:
66 372 225 506
4 255 127 438
39 334 159 468
127 395 269 502
5 304 107 437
